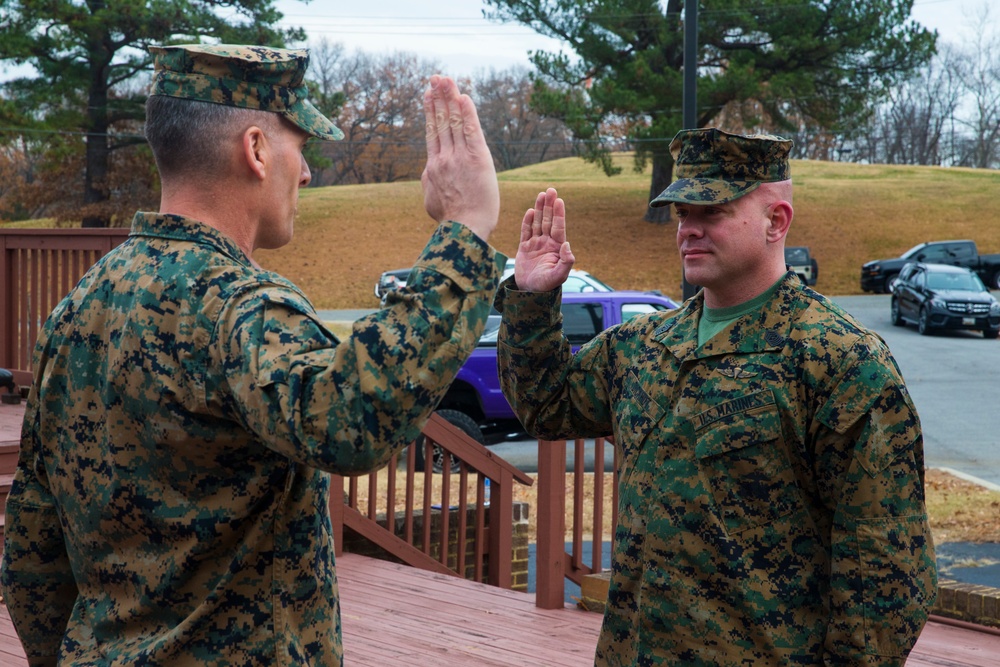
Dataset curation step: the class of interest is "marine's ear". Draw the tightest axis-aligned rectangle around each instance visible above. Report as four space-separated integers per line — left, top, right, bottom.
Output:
242 125 269 180
766 200 793 243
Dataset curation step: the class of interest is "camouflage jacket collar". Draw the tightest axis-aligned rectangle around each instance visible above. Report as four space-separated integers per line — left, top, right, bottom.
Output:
654 272 806 362
130 211 252 267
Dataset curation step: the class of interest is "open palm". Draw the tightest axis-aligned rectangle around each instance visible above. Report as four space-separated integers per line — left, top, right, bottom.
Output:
514 188 576 292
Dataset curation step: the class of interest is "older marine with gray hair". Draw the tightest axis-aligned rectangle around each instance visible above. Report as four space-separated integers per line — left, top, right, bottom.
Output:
497 127 936 665
0 43 505 665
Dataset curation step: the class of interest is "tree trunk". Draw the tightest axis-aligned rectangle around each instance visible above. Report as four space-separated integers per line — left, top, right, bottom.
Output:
82 54 111 227
643 151 674 223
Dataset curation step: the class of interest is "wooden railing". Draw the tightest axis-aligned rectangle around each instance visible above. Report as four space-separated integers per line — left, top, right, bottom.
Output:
0 228 535 590
534 437 618 609
0 228 130 386
331 412 533 588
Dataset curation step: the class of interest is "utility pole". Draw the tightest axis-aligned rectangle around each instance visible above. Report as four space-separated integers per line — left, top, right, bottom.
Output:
681 0 699 300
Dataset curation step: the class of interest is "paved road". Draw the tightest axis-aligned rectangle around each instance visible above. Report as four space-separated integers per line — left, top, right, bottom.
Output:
831 294 1000 489
321 296 1000 487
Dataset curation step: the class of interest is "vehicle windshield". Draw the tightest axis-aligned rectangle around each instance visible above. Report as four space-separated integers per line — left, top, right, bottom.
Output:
784 247 808 264
900 243 928 259
926 271 986 292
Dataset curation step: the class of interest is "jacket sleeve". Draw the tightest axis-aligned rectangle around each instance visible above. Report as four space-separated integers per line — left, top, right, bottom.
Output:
495 281 614 439
214 221 505 475
812 334 937 665
0 392 77 667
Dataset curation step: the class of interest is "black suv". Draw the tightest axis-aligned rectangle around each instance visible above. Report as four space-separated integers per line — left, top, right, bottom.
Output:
890 262 1000 338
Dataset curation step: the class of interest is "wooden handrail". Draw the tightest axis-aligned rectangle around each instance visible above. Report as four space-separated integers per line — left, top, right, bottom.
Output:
0 228 129 382
330 411 533 589
0 228 538 592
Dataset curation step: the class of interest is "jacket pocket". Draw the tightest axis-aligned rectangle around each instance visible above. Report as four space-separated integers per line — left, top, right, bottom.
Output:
694 392 800 535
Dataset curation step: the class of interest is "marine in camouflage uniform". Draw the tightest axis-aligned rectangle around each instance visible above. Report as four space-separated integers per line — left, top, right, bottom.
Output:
497 128 936 666
0 45 504 666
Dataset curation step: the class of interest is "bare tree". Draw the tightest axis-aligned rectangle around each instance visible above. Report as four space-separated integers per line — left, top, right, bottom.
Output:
306 49 433 187
470 67 573 171
951 4 1000 169
850 46 964 166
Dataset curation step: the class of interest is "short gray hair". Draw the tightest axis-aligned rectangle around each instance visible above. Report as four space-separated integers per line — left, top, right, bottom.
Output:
144 95 279 179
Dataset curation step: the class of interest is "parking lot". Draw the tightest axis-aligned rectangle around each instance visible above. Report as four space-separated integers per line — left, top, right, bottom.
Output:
833 294 1000 489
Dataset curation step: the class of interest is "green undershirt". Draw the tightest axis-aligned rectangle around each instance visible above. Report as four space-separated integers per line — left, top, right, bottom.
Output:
698 278 784 347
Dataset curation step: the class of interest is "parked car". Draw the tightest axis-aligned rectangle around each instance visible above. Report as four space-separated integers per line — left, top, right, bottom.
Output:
862 239 1000 293
501 258 615 293
784 246 818 286
376 261 614 306
374 268 411 304
414 289 680 471
890 262 1000 338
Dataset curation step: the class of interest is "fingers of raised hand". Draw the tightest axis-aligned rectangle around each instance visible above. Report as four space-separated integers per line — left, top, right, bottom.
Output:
531 191 546 236
423 79 439 154
520 207 536 244
551 195 567 244
541 190 556 237
424 75 459 155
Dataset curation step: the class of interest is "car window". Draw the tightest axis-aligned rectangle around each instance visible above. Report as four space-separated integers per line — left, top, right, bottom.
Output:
920 246 951 262
579 273 614 291
563 276 595 292
562 302 604 345
621 303 669 321
927 271 983 291
950 243 975 259
784 247 808 264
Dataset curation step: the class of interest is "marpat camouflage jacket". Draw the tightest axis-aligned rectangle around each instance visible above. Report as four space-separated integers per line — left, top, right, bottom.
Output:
497 273 937 666
0 212 503 666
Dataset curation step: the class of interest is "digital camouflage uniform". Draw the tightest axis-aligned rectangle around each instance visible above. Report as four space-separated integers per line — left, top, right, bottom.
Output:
498 128 936 666
0 44 504 667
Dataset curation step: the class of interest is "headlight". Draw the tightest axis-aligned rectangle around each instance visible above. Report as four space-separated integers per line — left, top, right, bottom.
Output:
991 301 1000 315
929 297 947 310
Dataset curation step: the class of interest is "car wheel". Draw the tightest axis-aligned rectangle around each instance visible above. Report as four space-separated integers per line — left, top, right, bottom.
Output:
983 327 999 340
415 409 485 473
918 306 934 336
890 298 904 326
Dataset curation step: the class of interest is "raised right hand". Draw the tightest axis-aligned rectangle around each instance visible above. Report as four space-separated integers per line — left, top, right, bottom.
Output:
420 75 499 242
514 188 575 292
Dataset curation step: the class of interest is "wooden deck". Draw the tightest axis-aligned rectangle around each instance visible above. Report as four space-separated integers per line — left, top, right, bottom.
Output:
2 553 1000 665
3 399 1000 665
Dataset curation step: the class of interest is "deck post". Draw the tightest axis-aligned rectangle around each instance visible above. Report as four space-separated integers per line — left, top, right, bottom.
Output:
535 438 567 608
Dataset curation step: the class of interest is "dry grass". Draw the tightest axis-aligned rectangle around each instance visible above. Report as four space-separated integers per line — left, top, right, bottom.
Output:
925 468 1000 543
351 466 1000 546
255 155 1000 308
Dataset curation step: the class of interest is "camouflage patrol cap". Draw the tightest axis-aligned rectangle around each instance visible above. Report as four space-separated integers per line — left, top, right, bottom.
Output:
649 127 792 207
148 44 343 141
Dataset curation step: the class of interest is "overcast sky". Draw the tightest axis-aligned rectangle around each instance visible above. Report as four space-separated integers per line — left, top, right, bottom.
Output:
273 0 995 77
0 0 993 82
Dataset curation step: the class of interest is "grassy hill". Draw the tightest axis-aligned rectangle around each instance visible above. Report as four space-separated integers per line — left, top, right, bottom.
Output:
255 155 1000 309
9 155 1000 309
